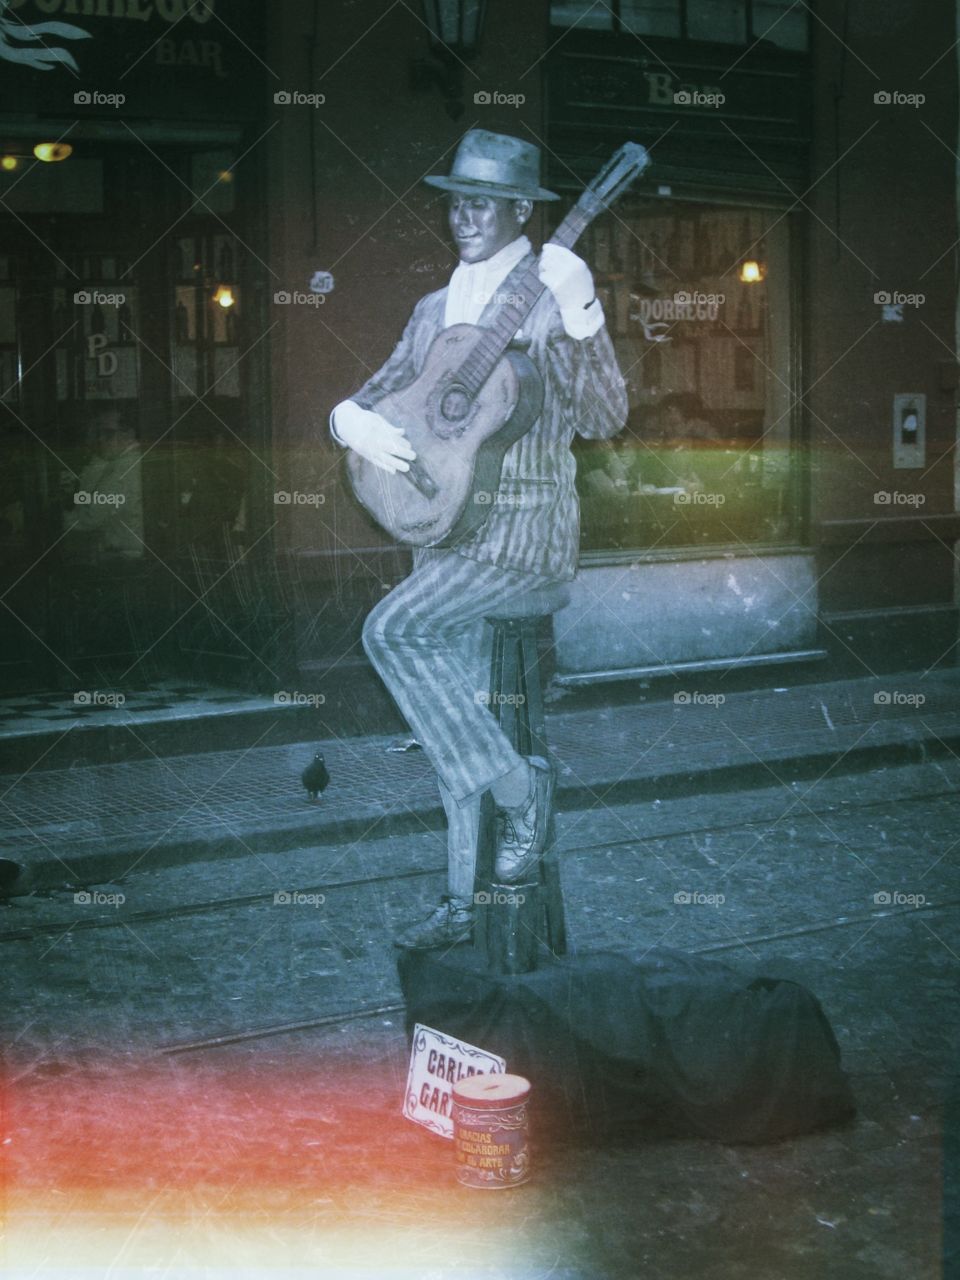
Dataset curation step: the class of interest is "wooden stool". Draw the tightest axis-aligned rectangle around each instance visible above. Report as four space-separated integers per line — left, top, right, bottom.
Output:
473 587 569 975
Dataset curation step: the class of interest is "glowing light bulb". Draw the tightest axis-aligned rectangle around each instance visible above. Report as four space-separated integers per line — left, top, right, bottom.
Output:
212 284 235 308
33 142 73 163
738 260 766 284
1 156 19 172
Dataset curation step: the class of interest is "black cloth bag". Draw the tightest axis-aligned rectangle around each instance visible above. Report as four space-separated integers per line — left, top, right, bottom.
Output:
398 946 856 1145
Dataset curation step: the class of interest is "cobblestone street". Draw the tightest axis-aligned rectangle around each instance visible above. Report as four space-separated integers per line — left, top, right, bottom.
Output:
5 757 958 1279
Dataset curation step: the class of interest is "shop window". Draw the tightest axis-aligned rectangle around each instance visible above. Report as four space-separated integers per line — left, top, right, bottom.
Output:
550 0 614 30
572 199 797 554
619 1 682 37
0 256 17 406
60 405 145 562
550 0 809 49
172 233 242 399
46 254 145 564
0 255 26 553
685 0 746 44
53 255 140 404
752 0 809 51
171 233 248 552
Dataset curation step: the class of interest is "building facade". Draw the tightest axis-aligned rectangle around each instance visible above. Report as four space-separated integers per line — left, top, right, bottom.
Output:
0 0 273 693
0 0 957 701
269 0 960 694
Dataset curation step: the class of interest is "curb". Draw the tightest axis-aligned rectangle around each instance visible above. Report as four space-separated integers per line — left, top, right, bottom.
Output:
8 725 960 895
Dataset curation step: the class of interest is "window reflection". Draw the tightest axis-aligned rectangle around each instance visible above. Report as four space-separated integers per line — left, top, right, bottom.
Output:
62 407 143 560
574 199 796 552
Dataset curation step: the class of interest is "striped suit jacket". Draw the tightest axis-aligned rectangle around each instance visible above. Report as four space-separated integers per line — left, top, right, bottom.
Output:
351 254 628 581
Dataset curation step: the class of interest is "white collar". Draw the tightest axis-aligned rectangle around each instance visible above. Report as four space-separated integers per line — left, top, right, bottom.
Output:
445 235 532 328
451 234 531 286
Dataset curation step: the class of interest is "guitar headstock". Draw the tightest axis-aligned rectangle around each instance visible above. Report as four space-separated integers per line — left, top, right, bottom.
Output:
575 143 651 218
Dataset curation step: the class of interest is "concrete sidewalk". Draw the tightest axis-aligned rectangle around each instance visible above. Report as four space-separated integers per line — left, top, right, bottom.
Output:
3 666 959 891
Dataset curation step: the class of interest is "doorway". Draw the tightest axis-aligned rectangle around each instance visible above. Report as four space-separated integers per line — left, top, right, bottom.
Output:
0 142 275 696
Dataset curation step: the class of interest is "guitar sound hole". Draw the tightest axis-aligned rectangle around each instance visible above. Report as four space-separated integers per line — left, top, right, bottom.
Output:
440 386 471 422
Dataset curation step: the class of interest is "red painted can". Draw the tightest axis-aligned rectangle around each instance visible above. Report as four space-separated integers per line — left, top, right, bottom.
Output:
452 1072 531 1189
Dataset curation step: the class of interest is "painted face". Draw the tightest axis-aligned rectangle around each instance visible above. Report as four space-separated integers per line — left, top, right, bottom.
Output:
448 193 529 264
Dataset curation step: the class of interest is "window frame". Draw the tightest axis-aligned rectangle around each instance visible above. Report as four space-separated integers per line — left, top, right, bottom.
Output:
551 0 811 50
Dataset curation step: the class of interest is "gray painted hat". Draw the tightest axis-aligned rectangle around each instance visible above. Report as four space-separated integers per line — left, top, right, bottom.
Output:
423 129 559 202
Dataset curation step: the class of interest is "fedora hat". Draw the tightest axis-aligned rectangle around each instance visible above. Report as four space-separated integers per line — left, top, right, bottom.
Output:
424 129 559 202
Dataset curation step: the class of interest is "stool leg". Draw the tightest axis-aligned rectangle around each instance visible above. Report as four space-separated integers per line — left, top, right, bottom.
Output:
516 620 546 759
497 621 521 749
540 842 567 956
474 616 568 967
471 791 498 962
518 621 567 956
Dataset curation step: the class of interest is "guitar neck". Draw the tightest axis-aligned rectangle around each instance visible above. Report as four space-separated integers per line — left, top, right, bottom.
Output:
458 203 593 395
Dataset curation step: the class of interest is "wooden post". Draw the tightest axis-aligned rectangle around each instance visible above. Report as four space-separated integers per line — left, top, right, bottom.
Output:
473 614 567 971
480 880 540 975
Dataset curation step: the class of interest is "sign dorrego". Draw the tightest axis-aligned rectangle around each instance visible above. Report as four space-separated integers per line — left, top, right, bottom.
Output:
403 1023 506 1140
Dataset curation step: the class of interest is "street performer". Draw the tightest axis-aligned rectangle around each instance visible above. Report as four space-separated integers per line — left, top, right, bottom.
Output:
329 129 627 948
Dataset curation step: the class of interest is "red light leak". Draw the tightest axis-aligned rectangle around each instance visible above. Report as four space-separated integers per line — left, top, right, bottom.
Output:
6 1054 445 1199
2 1045 559 1216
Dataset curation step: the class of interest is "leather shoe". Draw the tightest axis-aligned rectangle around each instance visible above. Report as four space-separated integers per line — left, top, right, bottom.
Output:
494 756 554 882
393 896 473 949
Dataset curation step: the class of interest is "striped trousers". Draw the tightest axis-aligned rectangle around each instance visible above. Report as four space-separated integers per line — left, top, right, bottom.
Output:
362 548 562 897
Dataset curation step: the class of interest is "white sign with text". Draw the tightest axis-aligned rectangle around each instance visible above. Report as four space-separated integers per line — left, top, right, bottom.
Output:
403 1023 506 1139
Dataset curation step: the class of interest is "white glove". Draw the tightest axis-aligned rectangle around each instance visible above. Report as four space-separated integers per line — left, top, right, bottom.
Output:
538 244 604 340
330 399 416 474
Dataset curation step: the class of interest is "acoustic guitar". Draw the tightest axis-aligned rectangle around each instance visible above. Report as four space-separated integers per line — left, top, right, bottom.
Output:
347 142 650 547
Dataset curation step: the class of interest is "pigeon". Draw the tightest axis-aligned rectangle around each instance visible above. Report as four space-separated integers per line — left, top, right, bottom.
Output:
301 751 330 801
